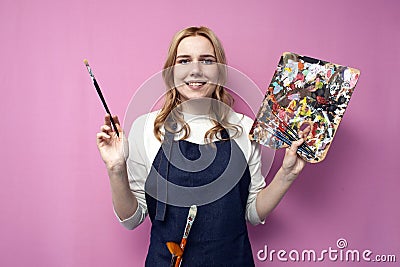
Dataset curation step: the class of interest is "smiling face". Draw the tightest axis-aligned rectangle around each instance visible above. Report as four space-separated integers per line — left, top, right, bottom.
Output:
173 36 220 102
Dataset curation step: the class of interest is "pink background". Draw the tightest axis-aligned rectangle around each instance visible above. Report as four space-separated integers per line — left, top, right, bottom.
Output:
1 0 399 266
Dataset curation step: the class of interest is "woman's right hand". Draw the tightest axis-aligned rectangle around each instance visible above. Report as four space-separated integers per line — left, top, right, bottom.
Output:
96 114 129 171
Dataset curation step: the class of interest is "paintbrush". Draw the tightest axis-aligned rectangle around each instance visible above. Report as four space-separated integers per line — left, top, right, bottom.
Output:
258 117 315 157
259 121 312 157
269 111 315 157
167 205 197 267
166 242 183 266
83 59 119 137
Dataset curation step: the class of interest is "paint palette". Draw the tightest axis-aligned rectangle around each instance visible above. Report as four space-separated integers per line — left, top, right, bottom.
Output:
249 52 360 163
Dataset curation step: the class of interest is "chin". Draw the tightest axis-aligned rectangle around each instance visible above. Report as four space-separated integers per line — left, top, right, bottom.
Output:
180 94 211 102
179 90 212 101
177 86 215 101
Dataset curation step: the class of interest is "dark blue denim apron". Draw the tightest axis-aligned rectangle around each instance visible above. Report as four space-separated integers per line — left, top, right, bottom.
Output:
144 129 254 267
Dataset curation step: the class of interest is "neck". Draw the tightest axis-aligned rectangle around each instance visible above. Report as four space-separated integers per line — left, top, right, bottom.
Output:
179 98 213 116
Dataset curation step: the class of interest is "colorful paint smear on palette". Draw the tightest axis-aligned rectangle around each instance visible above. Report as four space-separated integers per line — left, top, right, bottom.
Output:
249 52 360 163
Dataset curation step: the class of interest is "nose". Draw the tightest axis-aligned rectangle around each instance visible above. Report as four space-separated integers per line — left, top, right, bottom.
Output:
189 61 203 77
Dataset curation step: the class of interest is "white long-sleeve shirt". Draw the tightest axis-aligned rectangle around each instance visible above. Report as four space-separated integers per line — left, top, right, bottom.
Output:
115 110 266 229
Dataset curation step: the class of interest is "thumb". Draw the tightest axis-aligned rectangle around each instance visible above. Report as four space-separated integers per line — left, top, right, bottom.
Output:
289 137 304 153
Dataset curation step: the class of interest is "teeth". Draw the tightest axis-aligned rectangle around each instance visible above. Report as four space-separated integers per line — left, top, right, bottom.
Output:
187 82 205 87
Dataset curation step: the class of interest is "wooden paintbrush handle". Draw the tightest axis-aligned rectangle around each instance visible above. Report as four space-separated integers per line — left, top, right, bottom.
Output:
174 256 181 267
174 238 188 267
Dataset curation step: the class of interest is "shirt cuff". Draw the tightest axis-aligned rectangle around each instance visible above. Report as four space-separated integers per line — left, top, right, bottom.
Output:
113 204 145 230
247 198 266 225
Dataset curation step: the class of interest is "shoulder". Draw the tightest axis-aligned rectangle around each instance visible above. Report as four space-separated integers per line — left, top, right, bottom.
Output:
127 110 162 150
226 111 258 161
128 110 160 136
127 110 162 168
131 110 159 128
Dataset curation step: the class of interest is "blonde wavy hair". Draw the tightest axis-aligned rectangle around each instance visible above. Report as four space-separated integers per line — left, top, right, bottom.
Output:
154 26 242 142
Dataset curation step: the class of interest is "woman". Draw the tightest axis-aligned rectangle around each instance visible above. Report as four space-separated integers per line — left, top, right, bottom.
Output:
97 26 309 266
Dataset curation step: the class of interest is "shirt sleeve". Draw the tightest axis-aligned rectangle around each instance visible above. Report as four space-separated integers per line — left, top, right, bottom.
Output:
236 114 266 225
113 114 152 230
245 140 266 225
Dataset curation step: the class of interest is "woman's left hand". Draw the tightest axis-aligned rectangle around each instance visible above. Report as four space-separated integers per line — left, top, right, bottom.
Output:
281 126 311 181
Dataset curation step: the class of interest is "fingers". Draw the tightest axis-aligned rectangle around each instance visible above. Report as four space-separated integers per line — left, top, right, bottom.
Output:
96 132 111 146
100 115 116 140
112 115 123 133
104 114 122 134
104 114 111 127
100 124 112 134
106 114 120 125
113 115 120 125
97 131 111 139
301 125 311 137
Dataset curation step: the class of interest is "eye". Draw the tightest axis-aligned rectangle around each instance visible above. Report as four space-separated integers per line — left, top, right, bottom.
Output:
201 59 216 65
177 59 190 65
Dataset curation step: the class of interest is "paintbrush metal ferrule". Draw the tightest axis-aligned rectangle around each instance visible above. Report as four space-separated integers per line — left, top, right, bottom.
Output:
86 66 94 79
83 59 94 78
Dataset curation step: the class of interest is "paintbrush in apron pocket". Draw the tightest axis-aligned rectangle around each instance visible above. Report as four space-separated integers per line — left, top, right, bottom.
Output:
166 205 197 267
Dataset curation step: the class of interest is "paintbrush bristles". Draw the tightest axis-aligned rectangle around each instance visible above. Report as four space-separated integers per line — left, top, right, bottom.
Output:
166 242 183 256
83 59 89 66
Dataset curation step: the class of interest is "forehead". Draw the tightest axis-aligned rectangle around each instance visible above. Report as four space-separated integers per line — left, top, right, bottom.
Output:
176 35 215 56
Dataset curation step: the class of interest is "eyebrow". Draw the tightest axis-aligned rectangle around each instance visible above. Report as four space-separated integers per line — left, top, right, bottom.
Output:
176 54 216 59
